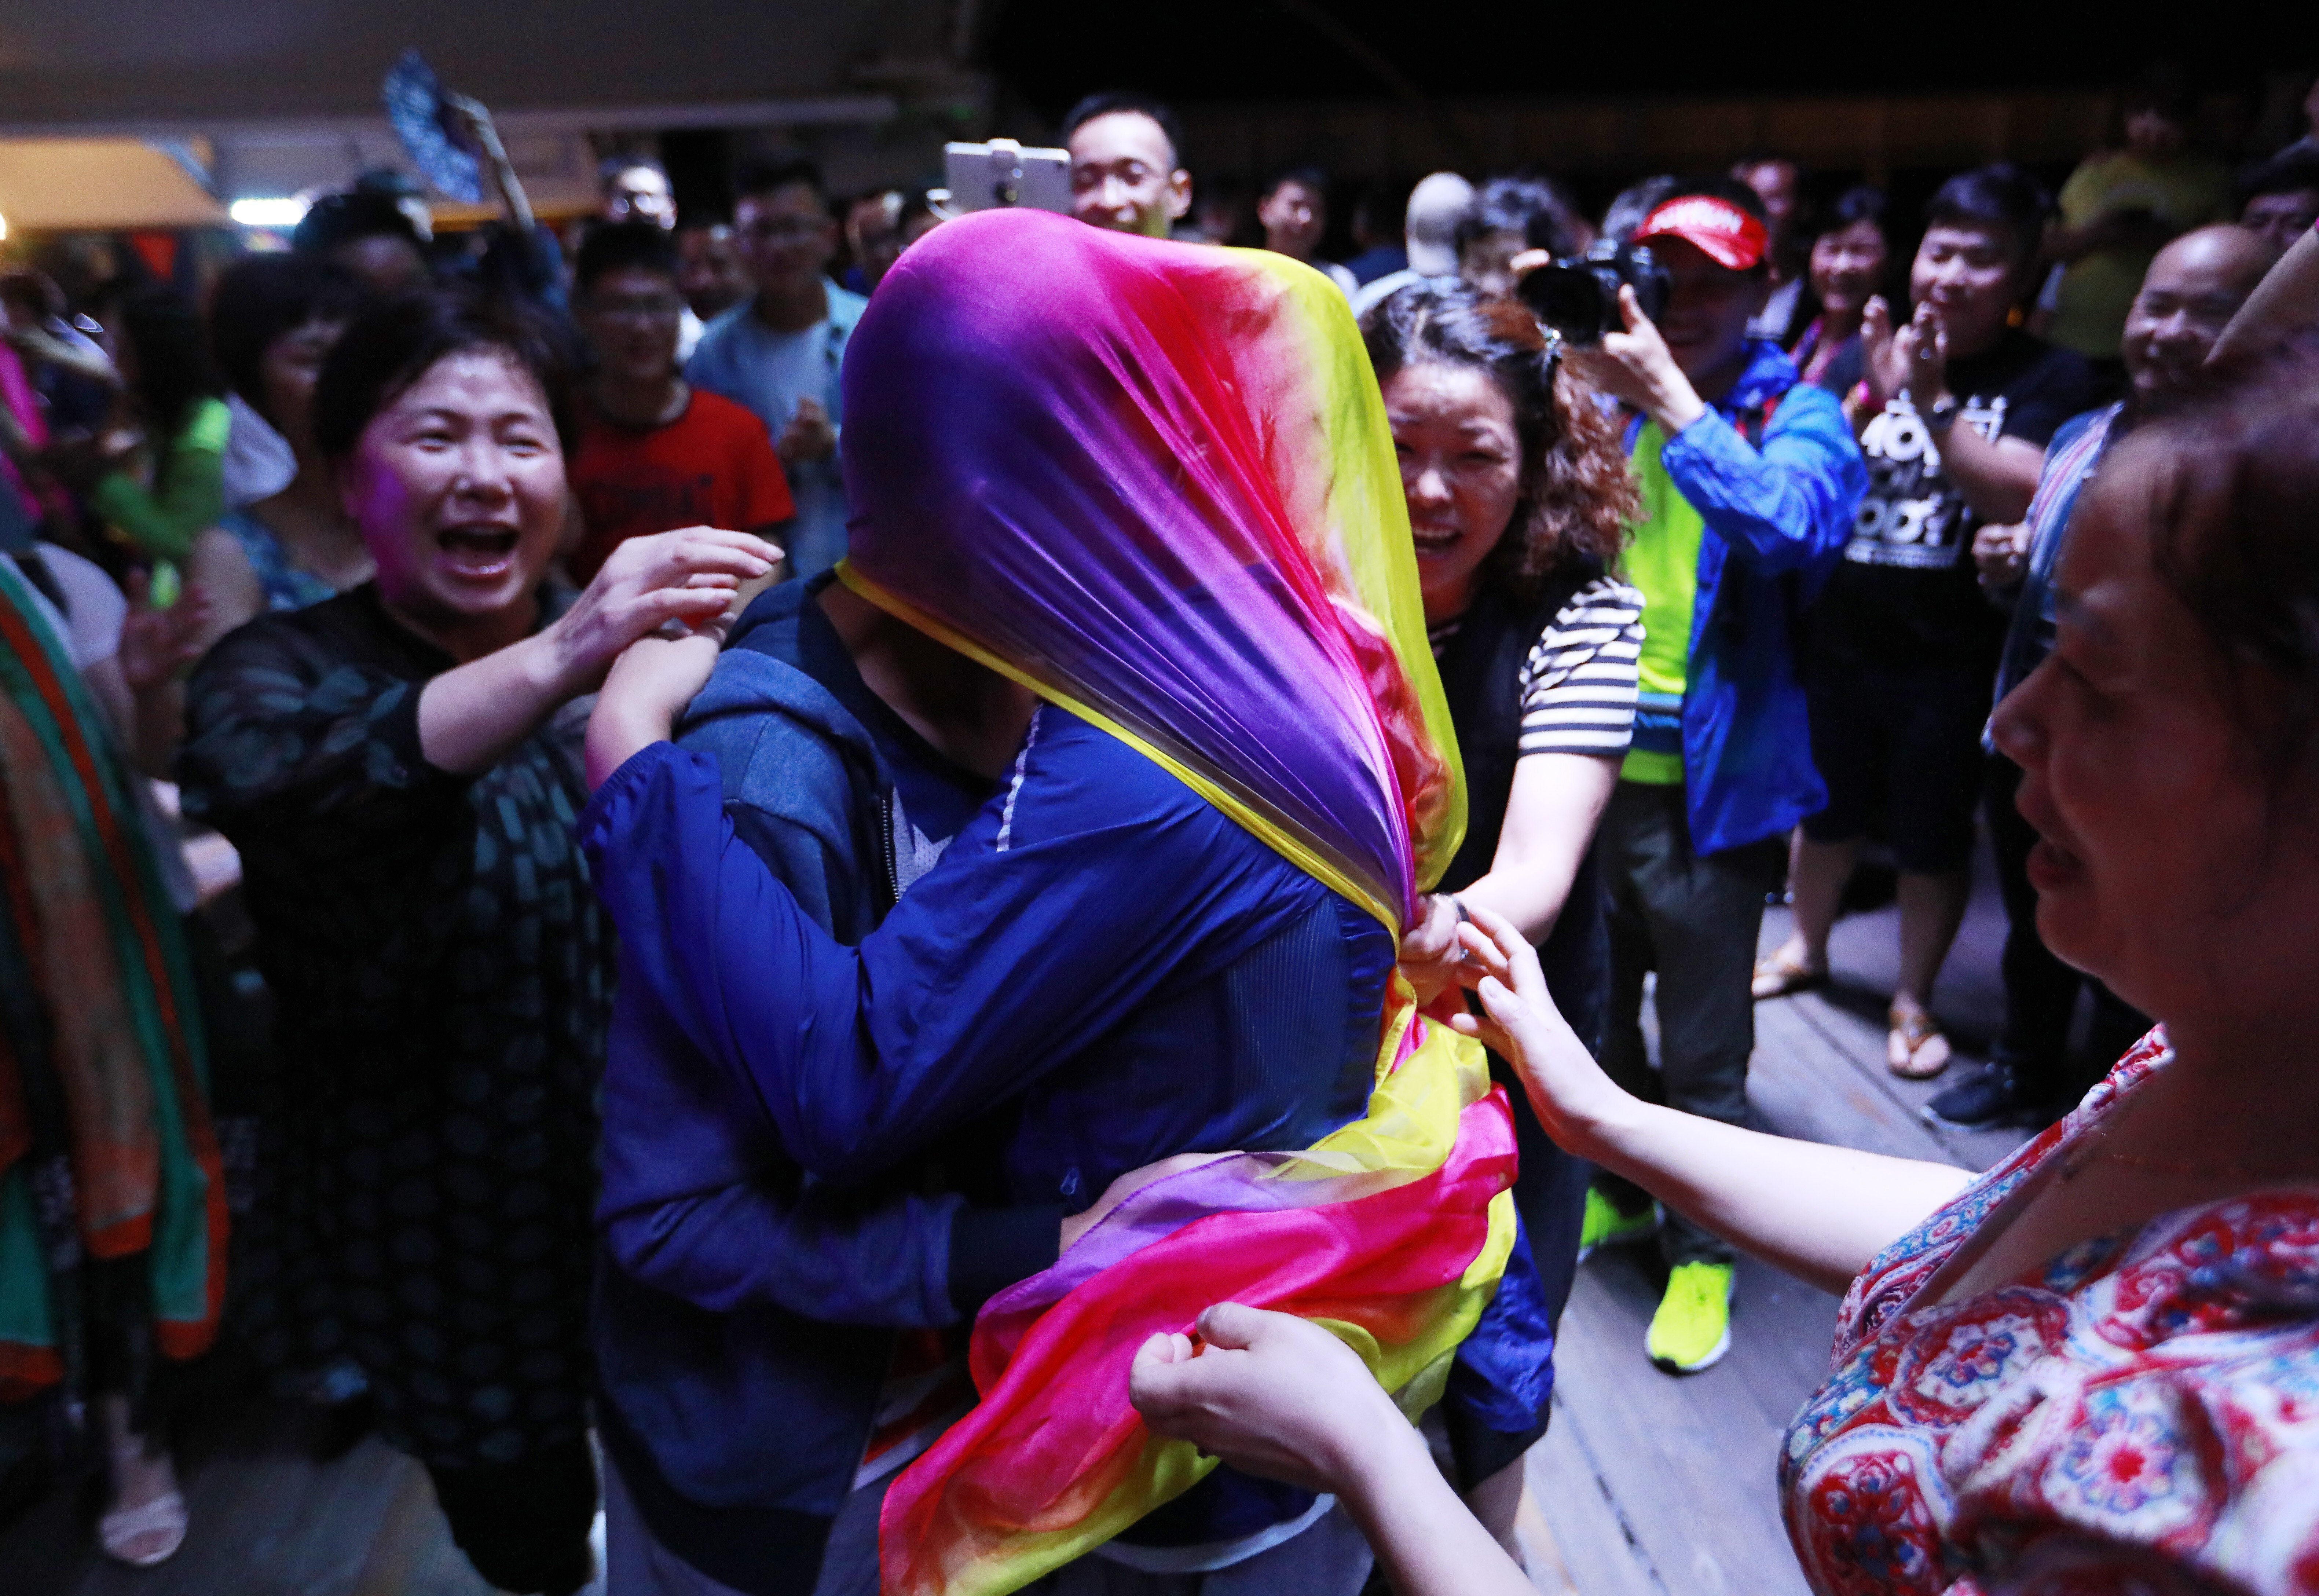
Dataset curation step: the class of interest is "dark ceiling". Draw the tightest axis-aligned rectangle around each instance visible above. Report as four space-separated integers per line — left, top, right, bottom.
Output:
985 0 2294 115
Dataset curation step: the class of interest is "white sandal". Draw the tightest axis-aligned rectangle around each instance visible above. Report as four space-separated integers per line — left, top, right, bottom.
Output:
99 1444 187 1567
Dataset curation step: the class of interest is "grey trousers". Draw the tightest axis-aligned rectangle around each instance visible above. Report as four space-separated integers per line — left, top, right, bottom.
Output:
1593 780 1783 1268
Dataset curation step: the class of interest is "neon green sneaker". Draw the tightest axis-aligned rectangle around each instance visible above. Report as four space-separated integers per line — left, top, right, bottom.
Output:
1646 1260 1735 1374
1578 1187 1659 1262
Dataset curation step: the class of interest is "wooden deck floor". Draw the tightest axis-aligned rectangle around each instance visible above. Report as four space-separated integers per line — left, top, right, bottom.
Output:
1517 843 2034 1595
0 1392 535 1596
7 847 2042 1596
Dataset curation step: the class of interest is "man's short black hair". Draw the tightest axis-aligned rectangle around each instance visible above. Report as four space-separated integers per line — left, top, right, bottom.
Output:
1455 175 1585 260
733 155 828 213
352 167 425 202
1058 91 1185 169
2242 151 2319 204
291 190 424 258
1924 163 2050 266
575 221 682 296
209 254 377 421
1263 165 1330 203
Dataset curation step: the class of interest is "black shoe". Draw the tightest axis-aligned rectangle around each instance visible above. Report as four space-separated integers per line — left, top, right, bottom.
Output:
1922 1062 2043 1131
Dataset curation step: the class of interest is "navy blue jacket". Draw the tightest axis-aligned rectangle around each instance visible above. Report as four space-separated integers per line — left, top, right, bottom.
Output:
591 584 1056 1596
584 582 1553 1561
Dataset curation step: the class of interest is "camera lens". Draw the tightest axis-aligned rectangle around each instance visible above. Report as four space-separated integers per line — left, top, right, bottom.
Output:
1519 263 1611 346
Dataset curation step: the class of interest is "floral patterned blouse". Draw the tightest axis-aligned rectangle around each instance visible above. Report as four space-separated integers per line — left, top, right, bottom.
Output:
1782 1030 2319 1594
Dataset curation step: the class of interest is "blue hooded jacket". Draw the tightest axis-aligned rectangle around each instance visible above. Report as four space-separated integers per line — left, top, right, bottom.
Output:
585 579 1559 1571
1627 340 1865 853
592 580 1056 1593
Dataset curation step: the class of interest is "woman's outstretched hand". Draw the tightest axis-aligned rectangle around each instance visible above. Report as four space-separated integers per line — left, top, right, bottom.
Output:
1129 1303 1412 1496
1448 904 1633 1160
547 526 779 697
421 524 776 783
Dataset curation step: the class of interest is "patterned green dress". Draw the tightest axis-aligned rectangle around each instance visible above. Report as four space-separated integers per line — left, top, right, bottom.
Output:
179 582 607 1468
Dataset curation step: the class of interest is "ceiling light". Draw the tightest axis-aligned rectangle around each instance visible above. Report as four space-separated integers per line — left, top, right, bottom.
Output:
229 197 308 228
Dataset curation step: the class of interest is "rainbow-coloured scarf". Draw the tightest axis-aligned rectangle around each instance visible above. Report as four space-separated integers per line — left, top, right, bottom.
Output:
0 556 226 1398
839 209 1514 1596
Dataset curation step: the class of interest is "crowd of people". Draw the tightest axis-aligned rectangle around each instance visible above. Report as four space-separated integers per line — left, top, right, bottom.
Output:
3 65 2319 1596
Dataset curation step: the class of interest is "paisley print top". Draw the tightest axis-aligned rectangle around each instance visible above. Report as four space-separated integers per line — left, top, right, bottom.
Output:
1782 1029 2319 1595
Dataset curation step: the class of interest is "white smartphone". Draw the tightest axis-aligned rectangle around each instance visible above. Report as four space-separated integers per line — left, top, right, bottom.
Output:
941 139 1073 215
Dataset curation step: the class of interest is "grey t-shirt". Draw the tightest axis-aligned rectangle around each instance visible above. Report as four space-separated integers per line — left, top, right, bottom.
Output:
684 284 869 581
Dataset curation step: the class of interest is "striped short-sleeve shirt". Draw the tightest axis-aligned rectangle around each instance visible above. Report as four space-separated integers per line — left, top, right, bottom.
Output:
1429 575 1646 759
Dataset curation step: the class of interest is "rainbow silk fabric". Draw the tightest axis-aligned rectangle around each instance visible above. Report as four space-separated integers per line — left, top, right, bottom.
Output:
840 209 1515 1596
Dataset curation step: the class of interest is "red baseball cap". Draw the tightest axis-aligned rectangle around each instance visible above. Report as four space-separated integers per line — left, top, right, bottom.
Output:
1634 194 1769 271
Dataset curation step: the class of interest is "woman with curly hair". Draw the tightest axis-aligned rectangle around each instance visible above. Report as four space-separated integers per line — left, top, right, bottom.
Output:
1361 278 1641 1551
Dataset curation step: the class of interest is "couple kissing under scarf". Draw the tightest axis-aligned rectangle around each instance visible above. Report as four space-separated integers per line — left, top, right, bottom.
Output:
586 207 1524 1596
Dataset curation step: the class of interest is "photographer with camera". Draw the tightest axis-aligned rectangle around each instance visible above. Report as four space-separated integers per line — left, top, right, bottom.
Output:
1521 180 1863 1373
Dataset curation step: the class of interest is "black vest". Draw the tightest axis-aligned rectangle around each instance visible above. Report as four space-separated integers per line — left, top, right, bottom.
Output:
1433 567 1609 1057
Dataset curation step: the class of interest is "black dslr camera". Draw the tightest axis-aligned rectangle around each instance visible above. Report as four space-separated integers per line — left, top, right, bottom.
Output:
1518 239 1671 346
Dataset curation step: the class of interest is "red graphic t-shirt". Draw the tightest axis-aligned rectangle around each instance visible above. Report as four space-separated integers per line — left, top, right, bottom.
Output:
568 388 794 582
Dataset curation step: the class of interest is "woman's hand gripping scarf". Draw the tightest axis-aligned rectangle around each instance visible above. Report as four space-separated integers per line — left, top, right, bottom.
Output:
840 209 1515 1596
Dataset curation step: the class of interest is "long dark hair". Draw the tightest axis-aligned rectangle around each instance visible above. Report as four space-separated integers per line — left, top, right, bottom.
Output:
314 287 579 461
92 283 221 443
1361 279 1636 604
209 254 376 425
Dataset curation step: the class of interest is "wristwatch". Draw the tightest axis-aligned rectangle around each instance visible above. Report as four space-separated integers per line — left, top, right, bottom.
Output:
1921 396 1961 436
